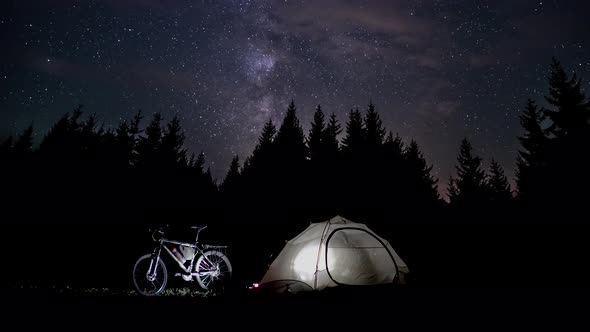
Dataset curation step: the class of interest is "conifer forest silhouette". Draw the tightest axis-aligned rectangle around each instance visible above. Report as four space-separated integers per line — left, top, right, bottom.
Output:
2 58 590 291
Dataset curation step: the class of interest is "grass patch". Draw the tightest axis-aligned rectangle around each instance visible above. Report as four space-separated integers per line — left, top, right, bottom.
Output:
8 284 217 297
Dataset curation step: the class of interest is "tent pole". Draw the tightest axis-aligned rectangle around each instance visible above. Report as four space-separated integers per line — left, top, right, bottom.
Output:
313 219 331 290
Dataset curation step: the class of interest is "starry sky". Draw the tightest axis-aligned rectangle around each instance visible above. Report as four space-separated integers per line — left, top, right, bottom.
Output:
2 0 589 192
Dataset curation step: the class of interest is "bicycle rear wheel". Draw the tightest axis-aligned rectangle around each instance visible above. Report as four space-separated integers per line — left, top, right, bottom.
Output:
132 254 168 296
195 251 232 291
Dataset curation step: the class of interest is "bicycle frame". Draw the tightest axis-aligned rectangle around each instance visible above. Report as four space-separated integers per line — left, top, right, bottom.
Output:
149 235 226 278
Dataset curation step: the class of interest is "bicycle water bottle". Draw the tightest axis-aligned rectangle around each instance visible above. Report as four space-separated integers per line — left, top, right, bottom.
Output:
172 247 186 264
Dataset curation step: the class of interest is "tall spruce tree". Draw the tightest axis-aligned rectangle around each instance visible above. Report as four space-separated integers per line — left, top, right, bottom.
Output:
515 99 548 200
221 155 241 195
308 105 326 163
136 113 163 169
487 159 512 207
384 132 405 166
342 108 365 158
247 119 276 172
274 100 306 163
192 152 206 177
315 112 343 219
12 125 34 166
161 115 187 169
542 58 590 207
364 102 386 151
448 138 488 209
545 58 590 139
325 113 342 159
273 100 307 218
404 140 440 206
341 108 365 212
240 119 277 211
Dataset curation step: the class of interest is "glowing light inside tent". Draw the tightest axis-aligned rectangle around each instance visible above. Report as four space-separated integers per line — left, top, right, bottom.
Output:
293 244 319 281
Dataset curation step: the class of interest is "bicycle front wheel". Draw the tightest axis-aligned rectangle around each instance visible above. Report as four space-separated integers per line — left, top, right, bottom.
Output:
132 254 168 296
195 251 232 291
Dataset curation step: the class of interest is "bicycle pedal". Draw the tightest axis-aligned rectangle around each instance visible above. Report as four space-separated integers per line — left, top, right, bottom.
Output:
174 273 193 281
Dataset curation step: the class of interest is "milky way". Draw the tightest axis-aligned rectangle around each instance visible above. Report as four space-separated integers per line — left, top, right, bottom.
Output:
2 0 590 192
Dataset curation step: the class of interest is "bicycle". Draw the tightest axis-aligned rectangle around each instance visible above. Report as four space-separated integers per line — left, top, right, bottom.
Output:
132 225 232 296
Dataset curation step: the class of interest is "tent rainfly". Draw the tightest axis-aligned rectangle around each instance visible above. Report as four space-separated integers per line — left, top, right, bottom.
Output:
259 215 409 294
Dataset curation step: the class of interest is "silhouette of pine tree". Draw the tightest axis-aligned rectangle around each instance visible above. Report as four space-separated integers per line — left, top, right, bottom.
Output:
380 133 405 213
404 140 440 209
273 100 307 221
307 105 326 217
515 99 548 204
241 119 277 212
134 113 164 206
201 167 218 211
38 108 79 163
307 105 326 163
360 103 390 223
37 106 91 168
35 106 120 207
384 132 404 166
242 156 251 174
222 155 241 186
115 122 133 167
448 138 488 212
325 113 342 160
542 58 590 208
341 108 366 158
161 115 187 169
12 124 34 158
248 119 276 170
193 151 205 173
340 108 367 218
545 58 590 139
274 100 306 163
191 152 207 193
115 110 142 168
306 106 343 219
129 111 142 164
2 125 35 207
79 114 101 164
221 155 241 204
111 111 143 206
487 159 512 208
364 102 386 150
158 115 189 206
204 167 217 192
136 113 163 170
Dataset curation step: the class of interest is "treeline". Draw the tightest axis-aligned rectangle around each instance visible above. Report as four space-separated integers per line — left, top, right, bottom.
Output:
1 108 217 211
2 57 590 288
2 58 589 223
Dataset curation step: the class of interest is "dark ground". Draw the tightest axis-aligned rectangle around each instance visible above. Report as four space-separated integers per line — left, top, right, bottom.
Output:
5 285 589 330
4 209 590 330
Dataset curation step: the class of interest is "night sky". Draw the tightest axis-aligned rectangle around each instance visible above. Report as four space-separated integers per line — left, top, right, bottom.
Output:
2 0 589 192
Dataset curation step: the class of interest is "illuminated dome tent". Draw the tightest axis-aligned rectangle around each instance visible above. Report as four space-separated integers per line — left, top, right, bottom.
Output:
259 215 409 294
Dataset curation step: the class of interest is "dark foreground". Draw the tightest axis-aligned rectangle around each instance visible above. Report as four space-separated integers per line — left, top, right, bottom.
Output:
6 285 589 330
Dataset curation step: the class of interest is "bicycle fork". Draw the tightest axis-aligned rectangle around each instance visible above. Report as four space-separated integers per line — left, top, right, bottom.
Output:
147 246 162 281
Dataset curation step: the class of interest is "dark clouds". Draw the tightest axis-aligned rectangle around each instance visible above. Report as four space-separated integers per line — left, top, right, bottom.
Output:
2 0 590 192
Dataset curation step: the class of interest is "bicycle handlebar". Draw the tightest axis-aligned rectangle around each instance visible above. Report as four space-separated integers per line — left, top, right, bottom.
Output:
150 224 208 242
